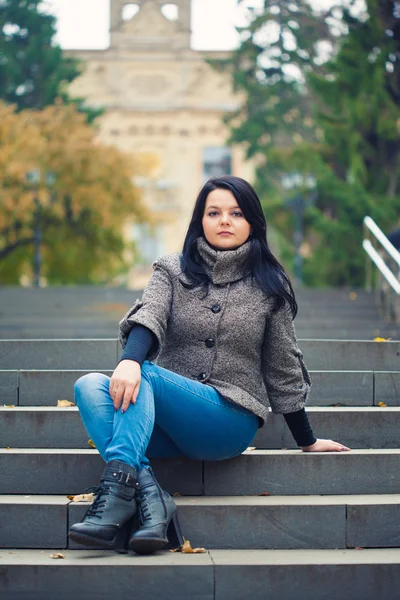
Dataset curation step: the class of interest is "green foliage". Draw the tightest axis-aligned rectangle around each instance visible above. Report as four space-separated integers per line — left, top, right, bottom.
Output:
0 0 101 120
211 0 400 286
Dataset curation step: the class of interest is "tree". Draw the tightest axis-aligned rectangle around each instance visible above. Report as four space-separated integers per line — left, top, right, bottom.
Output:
211 0 400 286
209 0 336 198
0 101 152 284
302 0 400 285
0 0 100 120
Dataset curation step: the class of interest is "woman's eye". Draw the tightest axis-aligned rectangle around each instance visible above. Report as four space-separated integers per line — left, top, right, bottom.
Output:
233 212 243 217
208 211 218 216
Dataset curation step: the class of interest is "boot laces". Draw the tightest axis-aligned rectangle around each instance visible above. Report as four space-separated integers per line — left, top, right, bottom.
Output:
85 483 111 519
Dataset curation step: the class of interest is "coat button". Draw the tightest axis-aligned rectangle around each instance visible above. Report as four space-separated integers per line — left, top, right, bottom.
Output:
205 338 215 348
198 372 207 380
211 304 221 314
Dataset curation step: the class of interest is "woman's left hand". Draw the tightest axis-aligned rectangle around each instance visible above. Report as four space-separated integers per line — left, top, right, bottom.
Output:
301 438 350 452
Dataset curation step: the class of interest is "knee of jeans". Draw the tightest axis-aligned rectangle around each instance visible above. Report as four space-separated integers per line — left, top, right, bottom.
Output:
74 372 107 404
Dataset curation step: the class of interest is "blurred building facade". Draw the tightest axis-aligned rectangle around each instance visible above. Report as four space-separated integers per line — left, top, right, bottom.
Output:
67 0 253 287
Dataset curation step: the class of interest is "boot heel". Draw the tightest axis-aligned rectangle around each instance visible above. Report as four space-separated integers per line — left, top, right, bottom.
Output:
167 512 184 549
115 516 135 554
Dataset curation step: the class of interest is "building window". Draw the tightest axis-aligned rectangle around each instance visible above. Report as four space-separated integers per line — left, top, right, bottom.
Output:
202 147 232 182
131 223 164 266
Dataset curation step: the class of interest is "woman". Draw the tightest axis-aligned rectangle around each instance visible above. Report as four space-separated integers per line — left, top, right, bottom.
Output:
69 175 350 555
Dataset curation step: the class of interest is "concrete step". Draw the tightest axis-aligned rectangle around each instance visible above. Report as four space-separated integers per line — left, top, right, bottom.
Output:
2 406 399 449
2 368 400 407
1 494 399 551
1 548 400 600
2 339 400 370
1 449 400 496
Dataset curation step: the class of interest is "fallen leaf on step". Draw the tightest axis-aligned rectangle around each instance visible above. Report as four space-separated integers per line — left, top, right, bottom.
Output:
246 447 256 451
88 439 96 448
373 337 391 342
170 538 206 553
172 492 182 497
354 547 364 550
6 447 10 450
49 553 66 559
257 492 271 496
3 405 15 408
378 401 387 407
349 292 357 301
68 493 95 503
57 399 75 407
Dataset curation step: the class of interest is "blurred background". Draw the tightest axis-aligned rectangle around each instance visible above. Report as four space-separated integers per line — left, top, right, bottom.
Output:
0 0 400 337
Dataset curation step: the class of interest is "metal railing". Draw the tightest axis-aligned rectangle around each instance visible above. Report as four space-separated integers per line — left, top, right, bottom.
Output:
363 216 400 322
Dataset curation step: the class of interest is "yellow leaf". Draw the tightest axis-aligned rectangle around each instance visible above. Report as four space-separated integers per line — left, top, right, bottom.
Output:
3 405 15 408
57 399 75 407
349 292 357 301
373 337 390 342
246 447 256 451
69 493 95 503
6 447 11 450
169 538 206 554
88 439 96 449
49 553 66 559
378 401 387 407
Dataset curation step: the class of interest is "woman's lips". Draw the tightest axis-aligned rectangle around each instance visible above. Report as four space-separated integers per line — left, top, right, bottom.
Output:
218 232 233 236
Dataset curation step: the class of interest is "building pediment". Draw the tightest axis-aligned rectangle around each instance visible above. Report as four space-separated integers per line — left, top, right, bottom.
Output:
122 1 178 38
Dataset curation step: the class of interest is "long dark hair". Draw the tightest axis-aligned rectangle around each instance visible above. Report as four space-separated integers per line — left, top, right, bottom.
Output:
181 175 297 318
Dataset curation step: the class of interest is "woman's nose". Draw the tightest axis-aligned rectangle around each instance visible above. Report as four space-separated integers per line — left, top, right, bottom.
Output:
220 214 232 225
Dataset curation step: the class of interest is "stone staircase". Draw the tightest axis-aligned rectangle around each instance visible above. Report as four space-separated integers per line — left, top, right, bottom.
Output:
1 300 400 598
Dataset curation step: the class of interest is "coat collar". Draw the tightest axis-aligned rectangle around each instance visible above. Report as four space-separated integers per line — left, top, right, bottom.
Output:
196 236 252 285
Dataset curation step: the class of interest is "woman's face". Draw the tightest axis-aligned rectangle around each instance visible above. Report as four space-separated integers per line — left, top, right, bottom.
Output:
202 188 252 250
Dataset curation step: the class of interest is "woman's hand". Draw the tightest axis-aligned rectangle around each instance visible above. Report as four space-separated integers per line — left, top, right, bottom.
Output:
301 438 350 452
109 360 142 413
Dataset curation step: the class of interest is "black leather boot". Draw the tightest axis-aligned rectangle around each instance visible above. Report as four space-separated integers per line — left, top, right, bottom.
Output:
68 460 140 551
128 467 184 555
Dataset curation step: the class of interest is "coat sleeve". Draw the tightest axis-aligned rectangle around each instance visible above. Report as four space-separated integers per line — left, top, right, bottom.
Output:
261 303 311 414
118 260 172 361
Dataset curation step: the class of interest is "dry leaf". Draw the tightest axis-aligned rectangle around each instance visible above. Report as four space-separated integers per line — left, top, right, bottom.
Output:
172 492 182 497
170 538 206 553
57 399 75 407
3 405 15 408
354 547 364 550
373 337 390 342
69 493 95 503
6 447 10 451
378 401 387 407
349 292 357 301
257 492 271 496
246 446 256 451
49 553 66 559
88 439 96 449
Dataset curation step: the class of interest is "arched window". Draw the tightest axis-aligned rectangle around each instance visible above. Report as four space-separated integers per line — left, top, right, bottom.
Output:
161 3 179 21
122 3 140 20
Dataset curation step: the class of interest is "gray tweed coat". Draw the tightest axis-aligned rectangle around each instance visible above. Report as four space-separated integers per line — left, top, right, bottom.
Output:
119 236 311 426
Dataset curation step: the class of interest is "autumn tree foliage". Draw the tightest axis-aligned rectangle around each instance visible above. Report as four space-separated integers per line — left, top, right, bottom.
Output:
0 101 150 284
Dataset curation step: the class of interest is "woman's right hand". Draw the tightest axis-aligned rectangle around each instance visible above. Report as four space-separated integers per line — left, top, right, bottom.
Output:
109 360 142 413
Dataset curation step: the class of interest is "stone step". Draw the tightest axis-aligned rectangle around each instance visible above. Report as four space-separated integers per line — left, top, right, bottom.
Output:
1 449 400 496
1 368 399 407
1 494 399 551
1 548 400 600
2 339 400 370
1 406 399 449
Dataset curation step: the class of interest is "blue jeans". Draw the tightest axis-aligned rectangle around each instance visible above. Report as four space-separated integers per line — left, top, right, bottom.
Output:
74 360 259 470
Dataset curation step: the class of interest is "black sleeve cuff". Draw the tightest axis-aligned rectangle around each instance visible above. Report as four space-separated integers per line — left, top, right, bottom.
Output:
283 408 317 447
119 324 156 366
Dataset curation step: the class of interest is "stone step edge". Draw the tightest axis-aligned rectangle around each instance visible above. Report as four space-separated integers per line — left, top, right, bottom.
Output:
1 548 400 566
1 493 400 506
2 406 399 413
2 448 400 455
